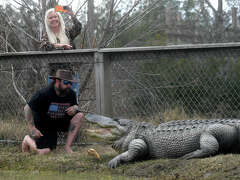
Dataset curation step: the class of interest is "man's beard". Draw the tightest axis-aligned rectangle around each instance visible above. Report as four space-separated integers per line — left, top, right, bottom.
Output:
57 85 70 96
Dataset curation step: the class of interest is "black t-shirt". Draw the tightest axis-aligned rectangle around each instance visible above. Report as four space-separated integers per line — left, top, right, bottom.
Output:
28 82 77 132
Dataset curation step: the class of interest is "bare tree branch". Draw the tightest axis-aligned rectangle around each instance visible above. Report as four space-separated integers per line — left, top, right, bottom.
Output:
11 0 26 8
205 0 217 14
66 0 74 7
98 0 115 47
20 0 41 21
104 0 163 47
113 0 122 9
112 0 140 27
11 65 27 104
103 0 141 47
75 0 88 16
0 34 17 52
4 12 40 43
66 0 88 24
3 23 29 51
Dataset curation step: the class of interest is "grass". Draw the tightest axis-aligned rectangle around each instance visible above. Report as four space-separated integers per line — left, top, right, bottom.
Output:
0 118 28 141
0 144 147 179
136 106 207 125
0 144 240 179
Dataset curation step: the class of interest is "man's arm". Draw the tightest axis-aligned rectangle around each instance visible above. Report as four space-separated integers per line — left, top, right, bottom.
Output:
24 104 34 128
24 104 43 138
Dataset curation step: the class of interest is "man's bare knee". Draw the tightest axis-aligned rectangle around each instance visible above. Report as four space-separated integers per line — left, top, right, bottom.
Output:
71 112 84 125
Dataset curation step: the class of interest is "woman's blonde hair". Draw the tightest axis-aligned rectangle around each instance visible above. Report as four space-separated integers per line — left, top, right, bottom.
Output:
44 8 70 45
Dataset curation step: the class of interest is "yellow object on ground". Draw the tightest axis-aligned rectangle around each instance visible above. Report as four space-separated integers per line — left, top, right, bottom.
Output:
87 148 101 160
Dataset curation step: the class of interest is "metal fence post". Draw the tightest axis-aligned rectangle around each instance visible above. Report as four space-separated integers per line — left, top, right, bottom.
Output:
94 52 113 117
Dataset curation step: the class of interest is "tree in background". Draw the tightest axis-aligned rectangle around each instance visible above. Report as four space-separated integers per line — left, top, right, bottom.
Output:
1 0 240 51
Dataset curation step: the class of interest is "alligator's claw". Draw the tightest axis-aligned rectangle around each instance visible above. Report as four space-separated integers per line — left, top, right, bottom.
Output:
108 156 121 169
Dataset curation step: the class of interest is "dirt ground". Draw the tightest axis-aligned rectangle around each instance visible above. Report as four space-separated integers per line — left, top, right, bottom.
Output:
1 143 240 179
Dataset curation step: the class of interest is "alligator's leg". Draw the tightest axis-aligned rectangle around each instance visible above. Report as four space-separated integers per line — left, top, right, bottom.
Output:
181 132 219 159
112 136 126 152
108 139 148 168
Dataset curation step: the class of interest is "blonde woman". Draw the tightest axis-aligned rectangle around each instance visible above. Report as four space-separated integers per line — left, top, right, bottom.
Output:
40 7 82 51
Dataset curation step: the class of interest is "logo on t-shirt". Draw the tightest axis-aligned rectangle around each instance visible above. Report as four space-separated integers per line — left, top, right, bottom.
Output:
48 102 71 119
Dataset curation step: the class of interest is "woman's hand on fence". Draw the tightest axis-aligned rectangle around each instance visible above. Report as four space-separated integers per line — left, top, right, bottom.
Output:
54 43 72 50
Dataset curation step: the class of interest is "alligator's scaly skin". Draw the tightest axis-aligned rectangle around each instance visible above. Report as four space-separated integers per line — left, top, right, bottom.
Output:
108 119 240 168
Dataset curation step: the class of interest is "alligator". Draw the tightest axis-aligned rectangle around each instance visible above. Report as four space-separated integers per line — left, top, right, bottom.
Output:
85 114 240 168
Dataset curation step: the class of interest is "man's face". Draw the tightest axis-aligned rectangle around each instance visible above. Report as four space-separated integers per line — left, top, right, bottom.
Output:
57 79 72 96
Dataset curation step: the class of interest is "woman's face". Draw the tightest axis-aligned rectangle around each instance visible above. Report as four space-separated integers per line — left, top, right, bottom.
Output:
48 11 60 30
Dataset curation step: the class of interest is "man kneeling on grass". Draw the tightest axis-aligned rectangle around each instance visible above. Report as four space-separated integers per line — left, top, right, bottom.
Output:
22 69 83 154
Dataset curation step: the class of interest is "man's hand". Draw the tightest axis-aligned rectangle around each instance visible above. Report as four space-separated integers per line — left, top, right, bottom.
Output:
30 126 43 139
65 105 78 116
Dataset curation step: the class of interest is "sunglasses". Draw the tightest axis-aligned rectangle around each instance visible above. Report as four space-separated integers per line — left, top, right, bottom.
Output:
62 80 73 85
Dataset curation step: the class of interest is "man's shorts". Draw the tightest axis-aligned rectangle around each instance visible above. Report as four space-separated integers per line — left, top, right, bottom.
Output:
35 131 58 150
35 119 71 150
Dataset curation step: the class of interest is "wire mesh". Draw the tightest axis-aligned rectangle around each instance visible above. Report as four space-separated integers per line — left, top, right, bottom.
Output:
110 46 240 122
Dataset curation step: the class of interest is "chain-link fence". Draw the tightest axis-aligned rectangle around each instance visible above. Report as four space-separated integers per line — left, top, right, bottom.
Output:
1 43 240 144
108 44 240 121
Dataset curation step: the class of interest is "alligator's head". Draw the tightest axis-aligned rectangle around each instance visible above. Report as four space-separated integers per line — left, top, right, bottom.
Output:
85 114 136 143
